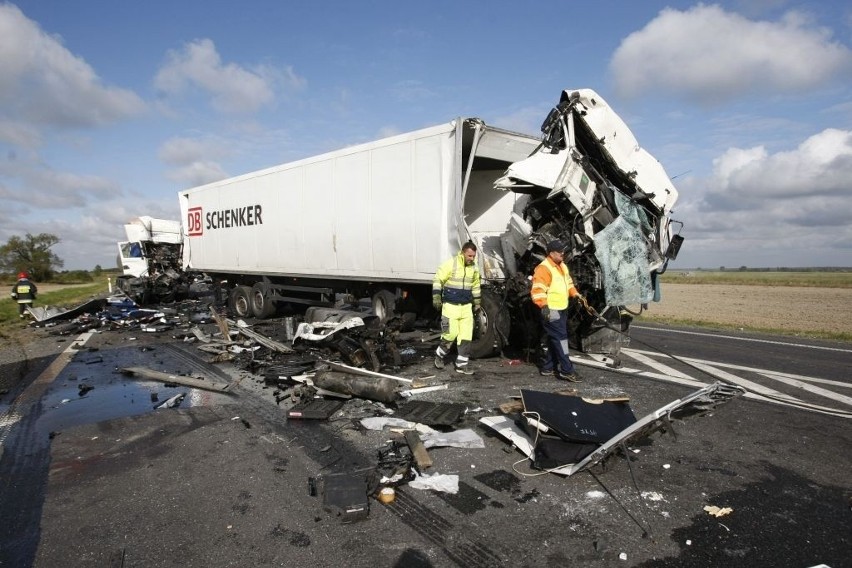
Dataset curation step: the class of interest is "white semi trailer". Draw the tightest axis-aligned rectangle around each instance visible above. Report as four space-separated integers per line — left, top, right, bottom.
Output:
179 89 683 359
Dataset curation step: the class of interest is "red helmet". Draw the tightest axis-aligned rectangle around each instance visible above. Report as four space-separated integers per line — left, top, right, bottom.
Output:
17 272 28 280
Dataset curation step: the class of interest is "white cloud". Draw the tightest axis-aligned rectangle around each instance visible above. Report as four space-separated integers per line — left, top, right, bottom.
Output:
390 80 437 102
672 128 852 266
0 4 145 132
0 162 121 209
493 105 549 137
0 121 42 147
165 161 228 188
158 136 232 187
710 129 852 202
158 136 230 166
610 4 852 103
155 39 305 114
375 126 402 139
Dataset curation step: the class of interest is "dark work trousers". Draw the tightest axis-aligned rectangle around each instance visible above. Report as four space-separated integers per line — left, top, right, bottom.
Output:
540 308 575 374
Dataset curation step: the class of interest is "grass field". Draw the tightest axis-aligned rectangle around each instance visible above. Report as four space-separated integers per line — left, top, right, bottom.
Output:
0 278 111 331
661 270 852 288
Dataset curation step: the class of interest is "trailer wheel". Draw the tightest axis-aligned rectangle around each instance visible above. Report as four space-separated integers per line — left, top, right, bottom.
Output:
251 283 276 319
229 285 253 318
470 290 509 359
371 290 396 323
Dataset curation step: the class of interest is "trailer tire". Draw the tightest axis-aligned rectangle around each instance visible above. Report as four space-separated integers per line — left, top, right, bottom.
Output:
251 283 276 319
470 290 509 359
229 285 253 318
371 289 396 323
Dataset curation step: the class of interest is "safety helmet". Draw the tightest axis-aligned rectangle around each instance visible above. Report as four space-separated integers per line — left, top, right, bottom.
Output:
17 271 28 280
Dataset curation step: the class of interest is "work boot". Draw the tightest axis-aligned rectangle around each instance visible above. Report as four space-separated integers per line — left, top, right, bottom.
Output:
434 355 445 369
455 365 475 375
557 370 582 383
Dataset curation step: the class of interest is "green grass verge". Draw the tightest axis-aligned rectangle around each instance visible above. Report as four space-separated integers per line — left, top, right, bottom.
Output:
0 279 111 331
661 271 852 288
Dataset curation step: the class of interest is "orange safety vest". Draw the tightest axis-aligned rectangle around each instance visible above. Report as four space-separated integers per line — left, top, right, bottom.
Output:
531 258 575 310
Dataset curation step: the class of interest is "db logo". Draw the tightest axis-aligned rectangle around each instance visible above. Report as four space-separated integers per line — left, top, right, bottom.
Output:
187 207 203 236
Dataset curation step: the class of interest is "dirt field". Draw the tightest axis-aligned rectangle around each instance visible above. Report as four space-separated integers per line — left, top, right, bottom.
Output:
636 283 852 337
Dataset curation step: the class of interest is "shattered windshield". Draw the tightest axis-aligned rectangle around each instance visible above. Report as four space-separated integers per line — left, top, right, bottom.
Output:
592 190 655 305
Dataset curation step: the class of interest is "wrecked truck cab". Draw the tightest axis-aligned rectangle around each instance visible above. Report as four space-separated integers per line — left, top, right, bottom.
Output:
115 216 188 305
491 88 684 356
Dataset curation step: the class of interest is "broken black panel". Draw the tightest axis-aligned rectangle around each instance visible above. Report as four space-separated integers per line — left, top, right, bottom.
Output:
287 399 345 420
320 469 371 523
395 401 467 427
520 389 636 444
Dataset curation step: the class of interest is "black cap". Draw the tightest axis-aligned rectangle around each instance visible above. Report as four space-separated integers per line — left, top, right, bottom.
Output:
546 239 566 253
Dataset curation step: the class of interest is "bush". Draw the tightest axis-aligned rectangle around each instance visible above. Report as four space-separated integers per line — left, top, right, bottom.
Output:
52 271 94 284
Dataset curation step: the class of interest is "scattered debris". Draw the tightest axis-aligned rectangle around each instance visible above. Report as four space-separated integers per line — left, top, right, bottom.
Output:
481 383 745 476
408 471 459 494
704 505 733 517
119 367 232 393
320 469 372 523
154 393 186 410
404 430 433 470
376 487 396 504
286 399 345 420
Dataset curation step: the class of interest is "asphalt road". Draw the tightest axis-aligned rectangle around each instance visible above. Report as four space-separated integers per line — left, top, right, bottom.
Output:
1 321 850 568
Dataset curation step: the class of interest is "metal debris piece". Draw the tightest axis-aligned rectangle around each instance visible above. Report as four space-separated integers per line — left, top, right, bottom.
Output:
119 366 233 393
154 392 186 409
704 505 733 517
482 382 745 476
395 401 466 427
233 320 294 353
322 360 413 384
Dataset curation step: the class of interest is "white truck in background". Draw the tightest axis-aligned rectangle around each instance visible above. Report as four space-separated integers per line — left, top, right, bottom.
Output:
116 216 186 303
179 89 684 359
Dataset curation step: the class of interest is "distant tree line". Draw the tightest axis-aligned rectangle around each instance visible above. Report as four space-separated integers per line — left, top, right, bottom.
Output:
0 232 119 284
701 266 852 273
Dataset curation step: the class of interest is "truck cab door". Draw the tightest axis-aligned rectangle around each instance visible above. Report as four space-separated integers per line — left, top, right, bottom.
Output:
118 241 148 277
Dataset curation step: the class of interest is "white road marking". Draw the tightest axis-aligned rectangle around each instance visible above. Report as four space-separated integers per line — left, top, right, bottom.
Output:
578 348 852 418
684 360 802 403
0 332 94 454
626 348 852 389
632 325 852 353
754 371 852 408
618 350 694 380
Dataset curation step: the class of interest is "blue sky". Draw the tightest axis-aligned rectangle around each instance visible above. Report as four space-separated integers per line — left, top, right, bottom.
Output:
1 0 851 271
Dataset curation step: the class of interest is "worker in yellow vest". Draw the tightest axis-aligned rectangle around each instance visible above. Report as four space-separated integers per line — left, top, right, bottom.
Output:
432 242 481 375
530 240 585 382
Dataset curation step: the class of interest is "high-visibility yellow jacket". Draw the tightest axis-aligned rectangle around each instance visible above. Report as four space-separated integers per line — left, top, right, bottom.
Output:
432 252 481 307
531 257 577 310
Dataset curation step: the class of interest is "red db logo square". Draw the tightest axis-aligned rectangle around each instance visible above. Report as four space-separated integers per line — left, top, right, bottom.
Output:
187 207 203 236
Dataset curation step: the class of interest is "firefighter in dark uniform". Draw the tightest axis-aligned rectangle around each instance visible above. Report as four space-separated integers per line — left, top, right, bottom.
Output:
11 272 37 318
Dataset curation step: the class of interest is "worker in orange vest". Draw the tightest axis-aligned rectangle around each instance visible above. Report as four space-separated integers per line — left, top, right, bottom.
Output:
530 240 585 382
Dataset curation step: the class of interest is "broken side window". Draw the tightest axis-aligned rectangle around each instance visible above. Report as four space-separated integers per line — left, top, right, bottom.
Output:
592 191 654 305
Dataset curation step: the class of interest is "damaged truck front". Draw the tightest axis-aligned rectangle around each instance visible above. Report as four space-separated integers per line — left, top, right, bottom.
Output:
495 89 683 357
115 216 188 304
179 88 682 359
